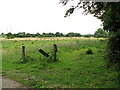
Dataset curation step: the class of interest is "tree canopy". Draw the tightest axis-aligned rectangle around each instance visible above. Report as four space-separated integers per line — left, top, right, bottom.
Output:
94 28 108 38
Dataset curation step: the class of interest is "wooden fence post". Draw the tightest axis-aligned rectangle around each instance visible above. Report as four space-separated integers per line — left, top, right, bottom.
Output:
39 49 49 57
22 46 25 60
53 44 57 61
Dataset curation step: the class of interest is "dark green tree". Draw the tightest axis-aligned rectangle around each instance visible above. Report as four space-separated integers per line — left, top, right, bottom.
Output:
84 34 91 38
94 28 108 38
48 33 55 37
6 32 15 39
55 32 64 37
6 32 12 36
66 32 81 37
35 32 40 37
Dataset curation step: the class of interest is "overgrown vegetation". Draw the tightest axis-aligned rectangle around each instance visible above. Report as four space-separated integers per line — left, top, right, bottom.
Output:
107 31 120 65
2 38 118 88
94 28 108 38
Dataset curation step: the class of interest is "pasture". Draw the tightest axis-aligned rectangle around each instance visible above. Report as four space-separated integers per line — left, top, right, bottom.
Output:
1 37 118 88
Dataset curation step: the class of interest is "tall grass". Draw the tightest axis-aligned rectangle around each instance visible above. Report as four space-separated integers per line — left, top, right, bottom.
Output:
2 38 118 88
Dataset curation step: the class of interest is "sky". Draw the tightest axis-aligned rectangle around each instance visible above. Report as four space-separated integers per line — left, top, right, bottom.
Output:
0 0 103 35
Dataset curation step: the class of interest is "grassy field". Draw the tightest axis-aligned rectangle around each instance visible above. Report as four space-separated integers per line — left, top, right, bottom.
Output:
1 37 118 88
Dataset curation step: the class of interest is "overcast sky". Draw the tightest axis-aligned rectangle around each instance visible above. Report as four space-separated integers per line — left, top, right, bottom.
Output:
0 0 103 35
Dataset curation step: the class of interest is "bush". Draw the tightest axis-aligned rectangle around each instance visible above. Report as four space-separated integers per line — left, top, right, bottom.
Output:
86 49 93 54
84 34 91 38
94 28 108 38
107 31 120 65
6 35 15 39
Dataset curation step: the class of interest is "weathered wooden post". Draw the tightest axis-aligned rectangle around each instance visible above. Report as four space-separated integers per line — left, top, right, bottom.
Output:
53 44 57 61
39 49 49 57
22 46 25 60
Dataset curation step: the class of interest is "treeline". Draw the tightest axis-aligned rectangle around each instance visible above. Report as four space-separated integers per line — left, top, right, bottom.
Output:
1 32 81 39
0 28 108 39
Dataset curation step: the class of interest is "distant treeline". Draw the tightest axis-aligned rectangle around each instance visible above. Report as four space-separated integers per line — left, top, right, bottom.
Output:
0 28 108 39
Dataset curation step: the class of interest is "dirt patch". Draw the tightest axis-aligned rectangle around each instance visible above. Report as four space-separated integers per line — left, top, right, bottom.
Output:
2 76 27 88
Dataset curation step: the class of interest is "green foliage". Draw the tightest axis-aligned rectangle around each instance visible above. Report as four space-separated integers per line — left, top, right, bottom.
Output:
6 32 15 39
94 28 108 38
42 33 55 37
84 34 91 38
64 6 75 17
107 31 120 65
66 32 81 37
99 3 120 32
2 32 83 38
6 35 15 39
55 32 64 37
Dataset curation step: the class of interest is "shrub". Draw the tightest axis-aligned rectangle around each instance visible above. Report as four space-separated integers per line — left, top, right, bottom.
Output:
107 31 120 66
84 34 91 38
94 28 108 38
86 49 93 54
6 35 15 39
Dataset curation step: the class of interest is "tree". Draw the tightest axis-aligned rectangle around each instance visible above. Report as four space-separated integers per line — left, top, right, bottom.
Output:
66 32 81 37
6 32 12 36
84 34 91 38
60 1 120 65
94 28 108 38
55 32 64 37
35 32 40 37
6 32 15 39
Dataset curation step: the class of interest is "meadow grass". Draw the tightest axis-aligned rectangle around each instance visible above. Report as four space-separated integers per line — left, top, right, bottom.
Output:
2 38 118 88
